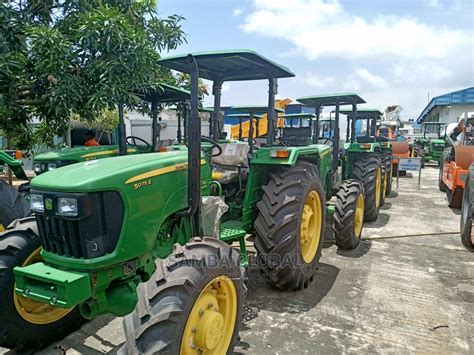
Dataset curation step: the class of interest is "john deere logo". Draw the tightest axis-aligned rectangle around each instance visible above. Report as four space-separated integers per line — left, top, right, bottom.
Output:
45 198 53 210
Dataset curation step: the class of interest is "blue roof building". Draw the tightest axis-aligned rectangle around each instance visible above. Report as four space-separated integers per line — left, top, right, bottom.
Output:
416 87 474 124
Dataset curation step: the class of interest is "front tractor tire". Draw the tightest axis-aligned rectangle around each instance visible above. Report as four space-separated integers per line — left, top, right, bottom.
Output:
123 238 246 354
254 161 325 290
333 180 365 250
460 166 474 251
352 155 383 222
0 218 85 350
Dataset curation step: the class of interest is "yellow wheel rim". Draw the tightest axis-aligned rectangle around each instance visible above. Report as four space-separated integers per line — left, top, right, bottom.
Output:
181 275 237 354
13 247 73 325
382 172 388 200
299 190 322 264
0 224 5 232
354 193 364 237
375 167 382 209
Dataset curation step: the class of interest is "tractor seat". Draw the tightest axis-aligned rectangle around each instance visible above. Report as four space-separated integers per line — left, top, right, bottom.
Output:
356 136 377 143
454 145 474 170
280 127 312 146
212 143 250 183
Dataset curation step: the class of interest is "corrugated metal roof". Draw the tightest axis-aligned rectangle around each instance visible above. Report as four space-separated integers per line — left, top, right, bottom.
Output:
416 87 474 123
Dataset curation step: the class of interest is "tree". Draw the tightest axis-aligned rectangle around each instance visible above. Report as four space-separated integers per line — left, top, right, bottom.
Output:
0 0 186 149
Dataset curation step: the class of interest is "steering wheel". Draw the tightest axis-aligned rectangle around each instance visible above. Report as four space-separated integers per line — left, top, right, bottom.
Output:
201 136 223 157
316 137 334 146
126 136 150 150
243 137 258 145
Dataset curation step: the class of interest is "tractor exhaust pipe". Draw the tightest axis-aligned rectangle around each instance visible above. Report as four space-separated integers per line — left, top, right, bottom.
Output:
176 55 200 225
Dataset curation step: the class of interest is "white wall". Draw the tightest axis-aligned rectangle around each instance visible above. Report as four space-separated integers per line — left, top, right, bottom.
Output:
429 104 474 124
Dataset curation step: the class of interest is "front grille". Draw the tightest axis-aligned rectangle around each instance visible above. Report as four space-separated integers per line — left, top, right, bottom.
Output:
35 191 124 259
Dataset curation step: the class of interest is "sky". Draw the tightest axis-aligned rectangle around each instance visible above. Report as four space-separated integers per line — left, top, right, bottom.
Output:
159 0 474 120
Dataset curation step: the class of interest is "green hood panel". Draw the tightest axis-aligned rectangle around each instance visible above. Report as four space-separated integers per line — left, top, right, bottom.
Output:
34 145 139 162
31 151 197 192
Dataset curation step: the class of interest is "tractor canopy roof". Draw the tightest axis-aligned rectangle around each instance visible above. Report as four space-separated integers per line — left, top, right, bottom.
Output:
135 83 190 103
232 105 285 113
281 113 316 119
319 116 335 121
422 122 446 126
158 49 295 82
340 108 383 119
297 93 366 107
227 113 264 118
201 107 215 113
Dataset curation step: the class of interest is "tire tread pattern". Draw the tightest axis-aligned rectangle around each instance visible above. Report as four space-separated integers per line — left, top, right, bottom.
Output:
351 155 382 222
254 161 325 290
333 179 364 250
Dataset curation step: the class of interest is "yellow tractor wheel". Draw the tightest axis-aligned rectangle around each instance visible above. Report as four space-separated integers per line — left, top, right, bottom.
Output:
123 238 247 354
0 217 84 350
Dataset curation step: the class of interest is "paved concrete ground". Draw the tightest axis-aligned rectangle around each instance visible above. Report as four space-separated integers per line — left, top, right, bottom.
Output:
2 166 473 354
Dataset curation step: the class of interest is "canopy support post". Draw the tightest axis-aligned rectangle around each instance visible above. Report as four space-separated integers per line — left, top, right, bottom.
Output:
267 78 278 146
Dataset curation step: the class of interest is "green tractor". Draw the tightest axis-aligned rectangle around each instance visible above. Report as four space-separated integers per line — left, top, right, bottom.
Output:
32 83 191 175
278 100 368 250
414 122 446 166
297 96 385 223
8 50 364 353
0 84 191 349
1 150 29 182
341 108 393 199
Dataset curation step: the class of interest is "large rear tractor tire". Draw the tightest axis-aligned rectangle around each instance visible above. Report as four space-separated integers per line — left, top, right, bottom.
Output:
351 155 382 222
254 161 325 290
333 180 365 250
0 218 85 350
123 238 246 354
460 166 474 251
0 180 30 230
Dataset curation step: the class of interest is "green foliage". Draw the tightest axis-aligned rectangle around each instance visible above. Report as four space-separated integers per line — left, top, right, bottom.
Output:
0 0 187 149
76 109 119 141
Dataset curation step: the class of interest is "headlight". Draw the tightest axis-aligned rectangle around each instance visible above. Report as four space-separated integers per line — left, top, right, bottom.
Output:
47 163 57 171
57 197 78 216
33 163 42 173
30 194 44 212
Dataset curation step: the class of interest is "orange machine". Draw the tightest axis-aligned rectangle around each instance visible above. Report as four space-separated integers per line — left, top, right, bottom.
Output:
440 145 474 207
390 140 410 176
439 112 474 207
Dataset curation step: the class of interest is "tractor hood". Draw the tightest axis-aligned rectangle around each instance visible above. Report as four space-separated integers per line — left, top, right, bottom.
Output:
31 151 200 192
34 145 136 162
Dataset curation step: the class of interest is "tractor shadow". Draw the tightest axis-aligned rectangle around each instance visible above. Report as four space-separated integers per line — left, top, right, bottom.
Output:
387 190 399 198
322 219 373 258
236 261 339 352
241 261 339 324
363 213 390 228
33 315 125 355
336 239 372 258
450 208 461 215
